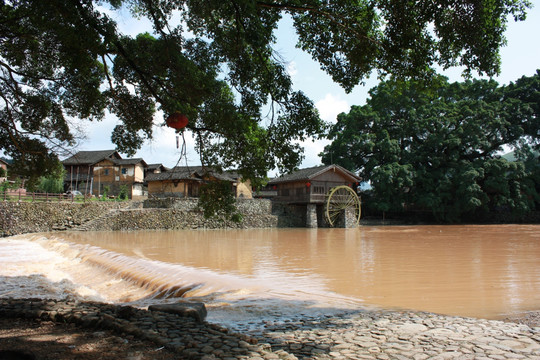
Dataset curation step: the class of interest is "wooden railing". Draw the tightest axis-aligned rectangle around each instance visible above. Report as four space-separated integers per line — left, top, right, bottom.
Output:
272 193 327 204
1 191 87 203
272 193 356 204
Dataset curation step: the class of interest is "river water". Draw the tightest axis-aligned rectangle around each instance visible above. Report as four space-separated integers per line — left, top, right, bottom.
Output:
1 225 539 328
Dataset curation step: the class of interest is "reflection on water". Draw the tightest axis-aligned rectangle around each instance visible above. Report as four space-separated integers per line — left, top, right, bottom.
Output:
54 225 540 320
2 225 539 323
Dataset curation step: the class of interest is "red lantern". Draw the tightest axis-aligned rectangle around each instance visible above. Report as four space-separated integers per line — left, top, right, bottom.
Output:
306 182 311 188
166 112 189 129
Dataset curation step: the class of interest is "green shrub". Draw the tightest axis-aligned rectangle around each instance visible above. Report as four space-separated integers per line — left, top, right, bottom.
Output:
101 186 110 201
197 181 242 223
37 176 64 193
118 185 128 201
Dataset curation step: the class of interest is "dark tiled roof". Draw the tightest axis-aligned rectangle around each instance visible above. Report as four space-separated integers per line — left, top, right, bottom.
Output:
170 166 237 181
145 166 237 182
170 165 205 173
147 163 169 171
145 167 198 182
268 164 360 184
112 158 147 166
62 150 119 166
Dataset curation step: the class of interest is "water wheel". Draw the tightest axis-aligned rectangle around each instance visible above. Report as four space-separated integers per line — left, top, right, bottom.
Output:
325 185 361 227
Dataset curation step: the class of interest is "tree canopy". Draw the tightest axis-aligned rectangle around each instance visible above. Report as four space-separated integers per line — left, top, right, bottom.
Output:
0 0 531 184
321 72 540 222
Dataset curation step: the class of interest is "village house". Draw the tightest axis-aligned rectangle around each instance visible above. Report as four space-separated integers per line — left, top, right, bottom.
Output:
146 166 252 199
94 157 147 199
62 150 147 199
268 164 362 228
0 157 27 193
0 158 8 183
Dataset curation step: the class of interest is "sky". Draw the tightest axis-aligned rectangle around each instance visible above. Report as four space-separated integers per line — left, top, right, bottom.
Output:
72 4 540 176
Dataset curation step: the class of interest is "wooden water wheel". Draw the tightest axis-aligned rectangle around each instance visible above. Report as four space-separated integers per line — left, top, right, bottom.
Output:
325 185 361 227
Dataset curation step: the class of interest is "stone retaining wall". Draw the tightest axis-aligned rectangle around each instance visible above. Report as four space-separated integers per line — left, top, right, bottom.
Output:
0 201 132 236
0 198 278 236
82 208 277 231
271 203 307 228
143 198 272 215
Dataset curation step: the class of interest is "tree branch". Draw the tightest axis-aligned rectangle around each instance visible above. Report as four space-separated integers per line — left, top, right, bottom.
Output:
256 1 380 45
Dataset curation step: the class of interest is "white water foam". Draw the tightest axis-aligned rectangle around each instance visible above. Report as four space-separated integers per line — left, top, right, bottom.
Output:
0 235 102 300
0 233 363 330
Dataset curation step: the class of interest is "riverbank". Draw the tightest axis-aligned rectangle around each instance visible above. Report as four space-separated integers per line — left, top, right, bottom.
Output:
0 298 294 359
1 298 538 359
0 199 278 237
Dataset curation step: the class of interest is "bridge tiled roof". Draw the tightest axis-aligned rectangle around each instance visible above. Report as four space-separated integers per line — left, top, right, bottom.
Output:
268 164 360 184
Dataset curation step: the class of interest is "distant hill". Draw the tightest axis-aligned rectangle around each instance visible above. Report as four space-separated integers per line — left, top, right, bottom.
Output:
501 150 539 162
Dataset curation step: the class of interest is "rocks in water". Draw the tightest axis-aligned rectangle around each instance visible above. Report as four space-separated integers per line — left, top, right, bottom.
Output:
148 302 207 323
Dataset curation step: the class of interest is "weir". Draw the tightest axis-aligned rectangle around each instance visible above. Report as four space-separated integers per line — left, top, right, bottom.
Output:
35 236 251 305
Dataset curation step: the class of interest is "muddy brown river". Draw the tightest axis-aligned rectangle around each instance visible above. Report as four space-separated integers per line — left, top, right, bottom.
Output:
27 224 536 321
1 224 539 326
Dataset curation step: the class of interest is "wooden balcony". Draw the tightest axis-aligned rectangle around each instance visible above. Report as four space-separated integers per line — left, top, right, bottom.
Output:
272 193 326 204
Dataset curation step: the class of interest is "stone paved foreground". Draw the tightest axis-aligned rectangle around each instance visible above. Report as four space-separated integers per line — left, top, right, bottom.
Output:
0 298 539 359
257 310 540 359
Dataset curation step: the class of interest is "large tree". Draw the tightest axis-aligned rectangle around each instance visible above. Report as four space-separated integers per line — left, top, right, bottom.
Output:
321 72 539 222
0 0 531 184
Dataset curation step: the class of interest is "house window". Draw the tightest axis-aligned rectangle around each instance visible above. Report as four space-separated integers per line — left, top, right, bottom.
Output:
121 168 127 175
104 169 109 175
314 186 325 194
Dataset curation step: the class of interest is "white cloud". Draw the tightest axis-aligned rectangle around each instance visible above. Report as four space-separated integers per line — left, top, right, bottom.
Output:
66 109 200 168
299 138 331 169
287 61 298 77
315 94 349 123
139 126 201 168
292 94 351 170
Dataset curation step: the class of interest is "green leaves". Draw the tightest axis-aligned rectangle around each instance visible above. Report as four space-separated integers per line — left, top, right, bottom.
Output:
292 0 380 92
322 73 540 222
0 0 531 185
197 180 242 222
36 159 65 193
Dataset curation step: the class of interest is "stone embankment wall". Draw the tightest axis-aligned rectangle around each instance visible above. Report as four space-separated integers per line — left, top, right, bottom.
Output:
0 198 277 236
82 208 277 231
271 203 307 228
0 201 133 236
143 198 272 215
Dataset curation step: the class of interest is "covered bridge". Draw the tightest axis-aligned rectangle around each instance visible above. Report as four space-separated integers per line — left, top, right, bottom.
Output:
268 164 361 228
